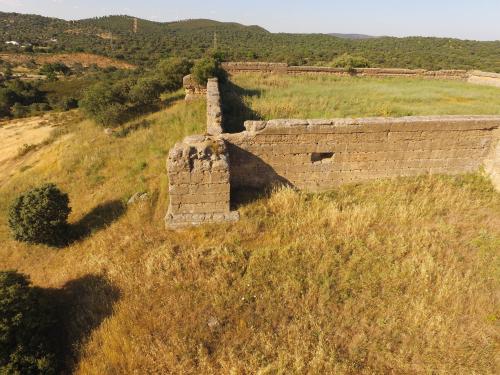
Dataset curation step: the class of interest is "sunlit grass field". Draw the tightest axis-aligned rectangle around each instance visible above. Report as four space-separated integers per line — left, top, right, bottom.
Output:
0 91 499 373
229 73 500 120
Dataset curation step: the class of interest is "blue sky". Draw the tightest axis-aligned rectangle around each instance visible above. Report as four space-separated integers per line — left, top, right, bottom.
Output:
1 0 499 41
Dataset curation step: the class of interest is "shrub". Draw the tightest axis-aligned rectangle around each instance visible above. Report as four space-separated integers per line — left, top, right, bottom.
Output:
56 97 78 111
0 271 58 374
154 58 193 92
330 53 371 69
80 82 128 126
8 183 71 246
192 57 224 85
129 77 162 106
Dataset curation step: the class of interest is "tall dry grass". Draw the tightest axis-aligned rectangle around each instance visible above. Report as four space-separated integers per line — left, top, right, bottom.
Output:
0 94 498 373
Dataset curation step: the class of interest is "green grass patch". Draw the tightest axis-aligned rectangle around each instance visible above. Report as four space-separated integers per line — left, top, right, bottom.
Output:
229 73 500 119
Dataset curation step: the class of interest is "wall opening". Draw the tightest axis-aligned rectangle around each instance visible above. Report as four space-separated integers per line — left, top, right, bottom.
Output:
311 152 335 163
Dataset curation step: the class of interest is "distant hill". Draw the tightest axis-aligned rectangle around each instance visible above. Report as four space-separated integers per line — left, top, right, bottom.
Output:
329 33 378 40
1 12 499 72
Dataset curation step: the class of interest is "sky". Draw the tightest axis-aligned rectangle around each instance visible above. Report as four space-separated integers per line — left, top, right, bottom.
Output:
0 0 499 41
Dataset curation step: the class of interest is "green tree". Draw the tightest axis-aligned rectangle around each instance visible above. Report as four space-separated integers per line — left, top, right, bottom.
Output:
129 77 162 106
191 57 224 85
330 53 371 69
80 82 128 126
8 183 71 246
0 271 58 374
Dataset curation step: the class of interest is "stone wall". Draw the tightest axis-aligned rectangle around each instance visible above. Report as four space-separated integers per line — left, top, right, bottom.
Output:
183 74 207 101
222 62 470 80
485 128 500 190
206 78 223 135
222 62 288 74
468 71 500 88
169 68 500 228
166 135 239 228
222 116 500 192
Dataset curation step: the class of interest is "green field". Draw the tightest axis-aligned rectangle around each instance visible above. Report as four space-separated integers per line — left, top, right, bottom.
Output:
227 73 500 120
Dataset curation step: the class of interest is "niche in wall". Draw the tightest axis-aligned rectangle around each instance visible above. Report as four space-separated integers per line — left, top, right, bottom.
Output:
311 152 335 163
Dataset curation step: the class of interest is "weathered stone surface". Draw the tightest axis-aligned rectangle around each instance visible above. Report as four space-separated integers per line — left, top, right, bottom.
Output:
484 128 500 190
206 78 223 135
165 135 238 229
468 71 500 88
223 116 500 192
183 74 207 99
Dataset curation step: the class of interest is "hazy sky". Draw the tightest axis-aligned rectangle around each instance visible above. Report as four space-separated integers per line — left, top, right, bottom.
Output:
1 0 499 41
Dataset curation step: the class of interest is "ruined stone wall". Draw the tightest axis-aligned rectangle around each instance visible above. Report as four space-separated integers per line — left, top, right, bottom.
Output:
484 128 500 190
222 116 500 192
222 62 469 80
206 78 223 135
468 71 500 88
222 62 288 74
166 136 238 228
183 74 207 101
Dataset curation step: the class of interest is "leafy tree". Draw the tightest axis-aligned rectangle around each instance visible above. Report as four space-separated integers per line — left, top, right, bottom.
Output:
8 183 71 246
129 77 162 106
154 58 192 91
330 53 371 69
80 82 128 126
0 271 58 374
192 57 224 85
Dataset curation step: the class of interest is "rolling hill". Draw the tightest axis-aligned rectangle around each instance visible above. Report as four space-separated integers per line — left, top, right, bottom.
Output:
1 12 500 72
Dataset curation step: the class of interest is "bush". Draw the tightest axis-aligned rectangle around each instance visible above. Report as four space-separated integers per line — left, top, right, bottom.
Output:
8 183 71 246
192 57 224 85
154 58 193 92
0 271 58 374
129 77 162 106
330 53 371 70
80 82 128 126
56 97 78 111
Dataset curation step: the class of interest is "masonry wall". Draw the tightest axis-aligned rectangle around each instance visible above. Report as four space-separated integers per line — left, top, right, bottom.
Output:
485 128 500 190
222 62 469 80
468 71 500 88
222 116 500 192
166 136 238 228
206 78 223 135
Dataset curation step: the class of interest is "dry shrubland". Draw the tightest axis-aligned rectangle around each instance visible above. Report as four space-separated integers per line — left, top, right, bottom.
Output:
0 94 498 374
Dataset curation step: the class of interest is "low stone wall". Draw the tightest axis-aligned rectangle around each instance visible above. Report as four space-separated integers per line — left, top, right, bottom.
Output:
166 135 239 228
485 128 500 190
468 71 500 88
288 66 468 80
222 62 288 74
183 74 206 101
222 62 470 80
206 78 223 135
222 116 500 192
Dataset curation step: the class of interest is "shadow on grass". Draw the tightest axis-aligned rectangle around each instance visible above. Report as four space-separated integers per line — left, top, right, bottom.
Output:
70 200 126 243
221 80 262 133
43 274 121 372
227 144 294 208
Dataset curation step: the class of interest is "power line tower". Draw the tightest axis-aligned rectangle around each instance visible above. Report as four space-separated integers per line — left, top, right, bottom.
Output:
133 18 138 34
213 32 218 50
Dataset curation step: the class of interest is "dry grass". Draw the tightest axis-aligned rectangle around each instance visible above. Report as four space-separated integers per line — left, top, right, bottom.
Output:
229 73 500 119
0 97 499 374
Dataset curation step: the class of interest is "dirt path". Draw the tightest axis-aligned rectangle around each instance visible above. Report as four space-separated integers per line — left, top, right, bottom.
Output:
0 115 56 182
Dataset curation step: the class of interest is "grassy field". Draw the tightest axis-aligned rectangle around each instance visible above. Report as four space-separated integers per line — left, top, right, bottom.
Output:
0 96 499 373
227 73 500 120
